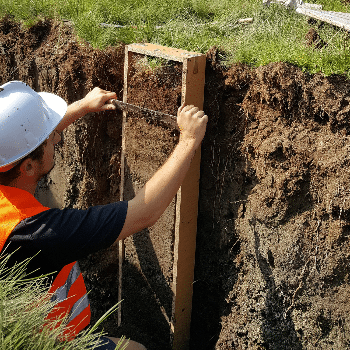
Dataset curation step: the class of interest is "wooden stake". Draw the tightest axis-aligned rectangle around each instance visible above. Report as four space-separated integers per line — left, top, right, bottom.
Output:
117 47 131 327
172 55 206 350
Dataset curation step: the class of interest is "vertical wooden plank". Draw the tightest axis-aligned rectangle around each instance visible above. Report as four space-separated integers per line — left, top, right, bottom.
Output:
172 55 206 350
118 46 131 327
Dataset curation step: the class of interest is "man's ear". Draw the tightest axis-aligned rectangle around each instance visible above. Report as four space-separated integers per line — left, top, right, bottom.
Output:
20 158 35 177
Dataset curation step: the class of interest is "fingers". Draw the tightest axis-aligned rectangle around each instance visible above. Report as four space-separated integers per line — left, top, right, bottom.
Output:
100 101 116 111
201 113 208 123
180 104 196 114
178 103 199 116
177 102 186 114
84 88 117 113
95 90 117 106
178 104 207 118
178 104 204 120
101 91 117 102
193 109 206 119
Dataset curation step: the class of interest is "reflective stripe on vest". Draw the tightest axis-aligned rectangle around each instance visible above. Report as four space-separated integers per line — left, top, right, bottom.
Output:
0 185 91 339
47 261 91 341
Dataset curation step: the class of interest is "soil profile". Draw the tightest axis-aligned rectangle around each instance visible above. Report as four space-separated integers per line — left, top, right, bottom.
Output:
2 16 350 350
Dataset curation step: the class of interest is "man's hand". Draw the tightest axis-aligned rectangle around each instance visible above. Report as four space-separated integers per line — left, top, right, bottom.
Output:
79 87 117 114
57 87 117 132
177 103 208 150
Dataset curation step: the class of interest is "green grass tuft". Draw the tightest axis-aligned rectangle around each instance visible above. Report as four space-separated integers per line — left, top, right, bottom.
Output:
1 0 350 76
0 251 126 349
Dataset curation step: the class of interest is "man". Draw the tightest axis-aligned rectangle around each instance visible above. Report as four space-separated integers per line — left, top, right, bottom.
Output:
0 81 208 349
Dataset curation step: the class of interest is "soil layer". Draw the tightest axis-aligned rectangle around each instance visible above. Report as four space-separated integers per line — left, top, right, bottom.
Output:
2 17 350 350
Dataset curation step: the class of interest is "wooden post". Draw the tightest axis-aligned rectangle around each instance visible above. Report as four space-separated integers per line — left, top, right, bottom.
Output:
118 43 206 349
117 46 131 326
171 55 206 350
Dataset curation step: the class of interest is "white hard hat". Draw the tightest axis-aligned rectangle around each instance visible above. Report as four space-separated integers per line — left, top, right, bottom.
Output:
0 81 67 172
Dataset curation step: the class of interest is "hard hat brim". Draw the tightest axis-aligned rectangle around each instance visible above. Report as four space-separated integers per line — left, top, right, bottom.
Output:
39 91 68 133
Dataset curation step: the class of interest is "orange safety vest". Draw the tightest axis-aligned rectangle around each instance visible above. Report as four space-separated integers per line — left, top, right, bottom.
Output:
0 185 91 340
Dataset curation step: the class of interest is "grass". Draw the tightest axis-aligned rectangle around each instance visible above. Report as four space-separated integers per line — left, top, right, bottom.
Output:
0 251 126 349
1 0 350 76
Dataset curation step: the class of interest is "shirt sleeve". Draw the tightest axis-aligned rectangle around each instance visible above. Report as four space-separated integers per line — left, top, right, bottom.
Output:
6 201 128 275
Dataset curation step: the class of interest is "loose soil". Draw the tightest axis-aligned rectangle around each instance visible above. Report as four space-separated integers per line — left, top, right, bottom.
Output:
2 16 350 350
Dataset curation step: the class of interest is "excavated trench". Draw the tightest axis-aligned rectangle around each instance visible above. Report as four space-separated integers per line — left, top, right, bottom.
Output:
2 16 350 350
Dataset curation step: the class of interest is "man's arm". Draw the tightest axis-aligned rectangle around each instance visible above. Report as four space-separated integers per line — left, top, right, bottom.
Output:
118 104 208 241
56 88 117 132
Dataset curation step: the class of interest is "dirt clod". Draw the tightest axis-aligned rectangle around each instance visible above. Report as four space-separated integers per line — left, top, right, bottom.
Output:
305 27 328 49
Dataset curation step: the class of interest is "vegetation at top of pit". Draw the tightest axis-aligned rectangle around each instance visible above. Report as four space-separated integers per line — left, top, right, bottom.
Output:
1 0 350 77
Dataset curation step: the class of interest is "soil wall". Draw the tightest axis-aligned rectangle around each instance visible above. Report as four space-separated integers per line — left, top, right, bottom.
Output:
2 17 350 350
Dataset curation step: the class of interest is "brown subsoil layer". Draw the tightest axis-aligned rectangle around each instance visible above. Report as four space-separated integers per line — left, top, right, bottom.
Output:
2 16 350 350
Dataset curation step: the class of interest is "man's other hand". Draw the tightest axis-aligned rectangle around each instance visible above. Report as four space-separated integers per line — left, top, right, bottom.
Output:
177 103 208 150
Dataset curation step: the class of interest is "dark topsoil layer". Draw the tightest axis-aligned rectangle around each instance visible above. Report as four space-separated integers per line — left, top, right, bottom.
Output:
2 16 350 350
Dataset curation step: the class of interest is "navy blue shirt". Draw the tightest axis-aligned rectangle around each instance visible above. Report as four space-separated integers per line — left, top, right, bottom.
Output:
4 201 128 279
